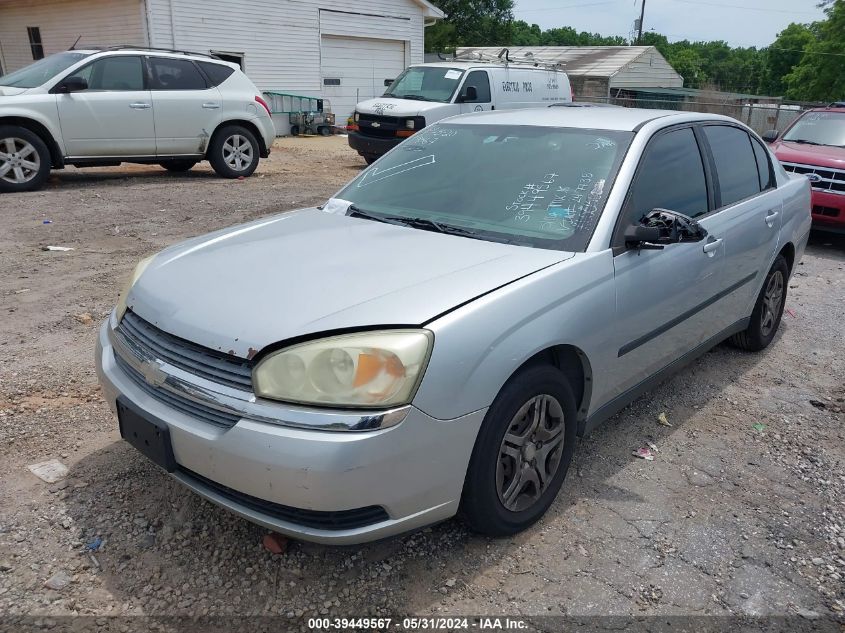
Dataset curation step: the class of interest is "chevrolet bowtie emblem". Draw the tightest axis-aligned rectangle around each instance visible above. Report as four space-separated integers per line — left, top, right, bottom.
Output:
140 360 168 387
371 121 380 128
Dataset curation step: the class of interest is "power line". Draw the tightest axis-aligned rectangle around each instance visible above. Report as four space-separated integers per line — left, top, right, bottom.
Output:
517 1 619 13
673 0 823 15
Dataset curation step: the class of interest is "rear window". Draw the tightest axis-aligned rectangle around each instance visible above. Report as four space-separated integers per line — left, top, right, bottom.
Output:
198 61 235 87
149 57 207 90
703 125 761 207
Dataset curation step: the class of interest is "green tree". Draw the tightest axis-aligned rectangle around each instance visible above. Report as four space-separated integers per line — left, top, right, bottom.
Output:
760 23 815 95
425 0 515 52
785 0 845 101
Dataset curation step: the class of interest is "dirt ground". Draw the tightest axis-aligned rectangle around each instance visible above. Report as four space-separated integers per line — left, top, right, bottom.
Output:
1 135 844 630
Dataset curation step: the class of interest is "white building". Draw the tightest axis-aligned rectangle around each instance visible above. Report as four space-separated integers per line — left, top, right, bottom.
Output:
0 0 443 126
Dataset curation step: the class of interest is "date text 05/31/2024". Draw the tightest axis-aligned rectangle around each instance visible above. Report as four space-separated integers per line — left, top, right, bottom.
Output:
308 617 529 630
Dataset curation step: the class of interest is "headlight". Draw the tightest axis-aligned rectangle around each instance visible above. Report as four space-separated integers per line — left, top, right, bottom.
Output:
354 112 360 122
406 119 415 129
115 255 155 321
253 330 433 408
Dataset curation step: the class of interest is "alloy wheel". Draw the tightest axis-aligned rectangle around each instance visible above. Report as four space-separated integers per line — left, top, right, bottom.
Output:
0 137 41 184
222 134 254 172
496 394 566 512
760 270 784 337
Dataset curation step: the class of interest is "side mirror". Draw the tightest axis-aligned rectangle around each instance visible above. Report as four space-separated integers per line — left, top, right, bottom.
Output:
625 208 707 251
624 224 665 250
52 76 88 94
458 85 478 103
761 129 779 143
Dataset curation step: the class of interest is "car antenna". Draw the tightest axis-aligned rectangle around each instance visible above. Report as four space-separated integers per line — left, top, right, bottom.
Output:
69 35 82 50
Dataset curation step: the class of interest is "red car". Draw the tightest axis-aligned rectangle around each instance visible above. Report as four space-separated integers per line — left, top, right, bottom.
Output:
764 106 845 233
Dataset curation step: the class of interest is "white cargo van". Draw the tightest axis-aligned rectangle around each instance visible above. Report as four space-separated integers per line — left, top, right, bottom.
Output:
348 60 572 163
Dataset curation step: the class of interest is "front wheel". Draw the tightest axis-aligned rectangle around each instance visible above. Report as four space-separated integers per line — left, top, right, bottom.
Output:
208 126 259 178
363 154 378 165
0 125 52 193
730 255 788 352
460 365 577 536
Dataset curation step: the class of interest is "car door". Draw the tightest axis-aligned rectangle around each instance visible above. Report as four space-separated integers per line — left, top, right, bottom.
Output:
697 124 782 329
147 56 222 156
457 70 493 114
609 125 726 397
56 55 155 157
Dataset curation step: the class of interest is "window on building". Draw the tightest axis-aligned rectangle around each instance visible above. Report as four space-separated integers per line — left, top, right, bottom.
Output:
323 78 341 86
149 57 207 90
210 51 244 69
27 27 44 60
703 125 761 207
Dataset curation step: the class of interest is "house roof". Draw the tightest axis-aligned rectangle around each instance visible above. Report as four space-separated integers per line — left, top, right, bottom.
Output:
412 0 445 19
456 46 663 78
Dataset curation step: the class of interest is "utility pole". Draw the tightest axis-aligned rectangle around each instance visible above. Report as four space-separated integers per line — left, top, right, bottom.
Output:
636 0 646 45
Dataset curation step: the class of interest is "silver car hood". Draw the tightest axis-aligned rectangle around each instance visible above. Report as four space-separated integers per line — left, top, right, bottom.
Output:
128 208 573 359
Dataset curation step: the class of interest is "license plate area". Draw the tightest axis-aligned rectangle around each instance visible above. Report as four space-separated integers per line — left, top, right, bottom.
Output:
118 397 176 472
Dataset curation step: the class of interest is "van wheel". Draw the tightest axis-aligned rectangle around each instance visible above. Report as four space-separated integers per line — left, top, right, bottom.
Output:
460 365 577 536
290 125 300 136
0 125 52 193
318 126 331 137
208 125 259 178
160 160 197 173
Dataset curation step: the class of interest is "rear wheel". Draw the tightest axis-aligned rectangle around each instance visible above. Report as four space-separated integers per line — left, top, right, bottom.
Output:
460 365 577 536
208 125 259 179
0 125 51 193
318 126 331 137
363 154 378 165
730 255 788 351
160 159 197 173
290 125 300 136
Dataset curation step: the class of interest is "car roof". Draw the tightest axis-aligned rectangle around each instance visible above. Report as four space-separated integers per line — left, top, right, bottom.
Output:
446 106 742 132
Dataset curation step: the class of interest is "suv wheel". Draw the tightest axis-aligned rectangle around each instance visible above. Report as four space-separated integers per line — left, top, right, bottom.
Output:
0 126 51 193
160 160 198 173
208 126 260 178
460 365 577 536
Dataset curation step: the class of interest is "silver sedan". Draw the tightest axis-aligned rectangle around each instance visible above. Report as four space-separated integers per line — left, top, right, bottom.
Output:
96 107 811 544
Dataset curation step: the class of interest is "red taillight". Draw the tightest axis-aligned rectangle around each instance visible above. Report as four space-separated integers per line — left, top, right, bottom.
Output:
255 95 272 116
571 86 575 102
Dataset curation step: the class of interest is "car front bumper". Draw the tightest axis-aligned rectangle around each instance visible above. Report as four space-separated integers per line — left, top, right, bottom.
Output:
811 189 845 232
95 320 485 544
347 131 402 158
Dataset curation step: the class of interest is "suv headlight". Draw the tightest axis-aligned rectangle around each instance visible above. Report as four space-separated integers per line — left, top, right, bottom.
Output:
115 255 155 322
253 330 433 408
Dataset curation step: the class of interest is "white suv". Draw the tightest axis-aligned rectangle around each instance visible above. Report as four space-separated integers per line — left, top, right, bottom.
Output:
0 47 276 193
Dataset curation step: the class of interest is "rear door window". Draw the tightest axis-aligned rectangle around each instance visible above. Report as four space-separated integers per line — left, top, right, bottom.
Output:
148 57 208 90
751 137 774 191
623 127 709 226
703 125 761 207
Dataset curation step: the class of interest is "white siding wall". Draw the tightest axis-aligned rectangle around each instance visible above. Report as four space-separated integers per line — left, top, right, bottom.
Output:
610 50 683 89
0 0 147 73
146 0 425 93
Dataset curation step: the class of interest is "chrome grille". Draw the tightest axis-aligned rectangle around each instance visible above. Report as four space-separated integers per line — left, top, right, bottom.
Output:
781 161 845 196
118 311 254 391
115 354 241 429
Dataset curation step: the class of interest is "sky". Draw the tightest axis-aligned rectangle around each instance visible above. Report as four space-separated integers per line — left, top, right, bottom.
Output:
512 0 828 48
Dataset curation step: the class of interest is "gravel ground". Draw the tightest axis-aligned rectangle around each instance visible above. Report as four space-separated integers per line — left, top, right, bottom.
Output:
0 136 844 630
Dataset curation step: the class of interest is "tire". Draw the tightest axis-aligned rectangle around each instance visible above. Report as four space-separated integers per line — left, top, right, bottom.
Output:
0 125 52 193
160 159 197 173
290 125 300 136
460 365 578 536
207 125 260 179
363 154 378 165
318 126 331 137
730 255 789 352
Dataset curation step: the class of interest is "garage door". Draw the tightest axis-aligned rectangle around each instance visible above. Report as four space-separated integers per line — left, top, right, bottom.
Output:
320 35 406 122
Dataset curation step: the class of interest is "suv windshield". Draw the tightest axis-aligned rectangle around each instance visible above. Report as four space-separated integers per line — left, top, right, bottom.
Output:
335 123 633 251
0 52 91 88
383 67 465 103
783 111 845 147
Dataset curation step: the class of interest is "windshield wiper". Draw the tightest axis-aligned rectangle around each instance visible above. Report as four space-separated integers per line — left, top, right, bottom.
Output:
348 206 499 240
785 139 824 146
390 94 436 102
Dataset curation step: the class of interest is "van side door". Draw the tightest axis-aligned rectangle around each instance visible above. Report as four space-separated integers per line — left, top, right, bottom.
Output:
457 70 493 114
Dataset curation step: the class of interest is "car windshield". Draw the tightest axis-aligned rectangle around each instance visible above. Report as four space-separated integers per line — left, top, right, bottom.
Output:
0 52 91 88
335 123 634 252
383 67 465 103
782 111 845 147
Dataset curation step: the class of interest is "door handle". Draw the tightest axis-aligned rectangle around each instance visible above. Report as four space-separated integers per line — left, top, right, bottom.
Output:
703 238 723 256
202 102 221 109
765 210 780 227
129 102 151 109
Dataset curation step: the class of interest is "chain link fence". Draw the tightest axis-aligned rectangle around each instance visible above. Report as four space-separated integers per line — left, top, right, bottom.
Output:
579 95 822 136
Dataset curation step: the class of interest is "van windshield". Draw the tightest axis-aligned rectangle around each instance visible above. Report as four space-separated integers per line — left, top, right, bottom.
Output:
335 123 634 252
383 67 465 103
0 52 90 88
